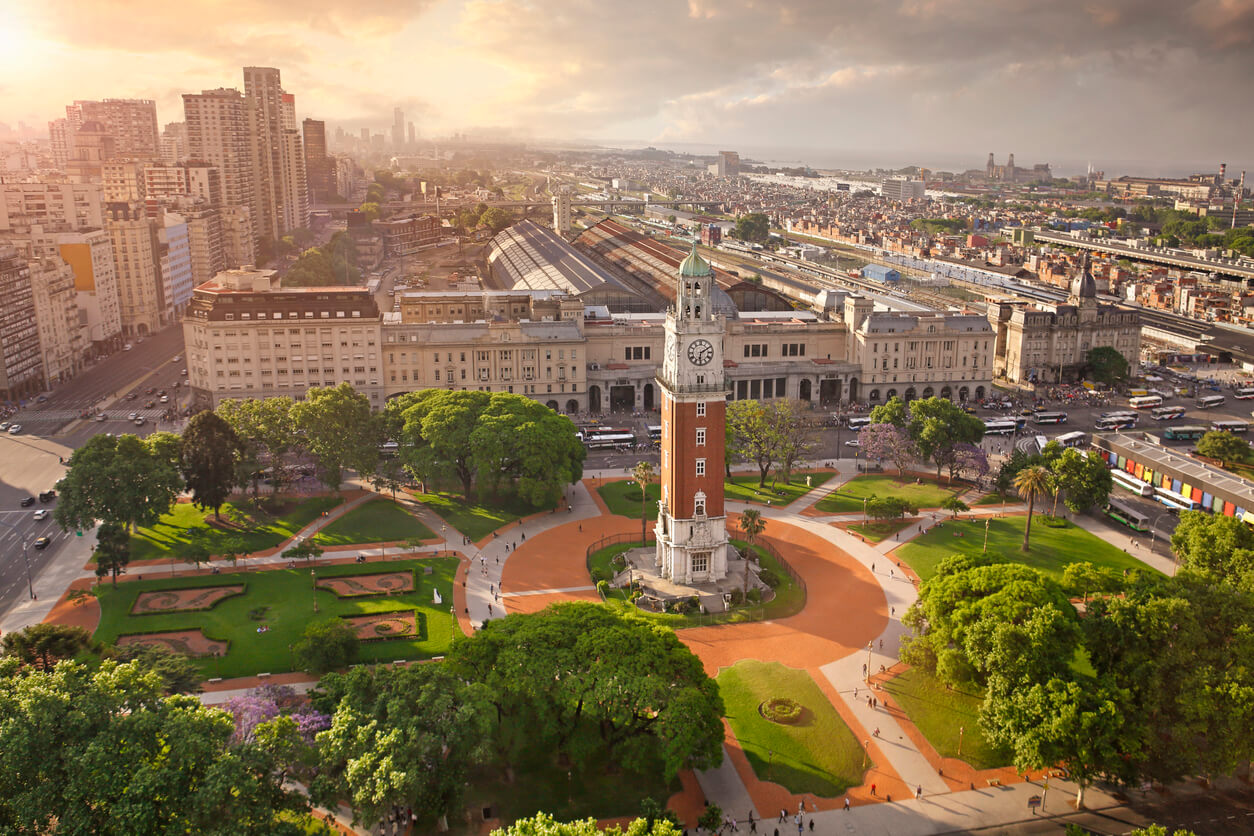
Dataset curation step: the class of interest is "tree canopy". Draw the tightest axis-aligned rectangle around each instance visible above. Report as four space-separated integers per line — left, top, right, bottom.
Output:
1085 346 1130 385
733 213 770 244
725 399 814 487
292 383 380 490
54 433 182 534
492 813 682 836
282 232 360 287
1196 430 1252 467
180 411 242 519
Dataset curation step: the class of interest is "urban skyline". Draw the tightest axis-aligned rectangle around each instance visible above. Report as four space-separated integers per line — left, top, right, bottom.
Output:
2 0 1254 172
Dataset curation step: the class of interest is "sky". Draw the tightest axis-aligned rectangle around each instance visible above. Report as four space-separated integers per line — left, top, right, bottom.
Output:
2 0 1253 175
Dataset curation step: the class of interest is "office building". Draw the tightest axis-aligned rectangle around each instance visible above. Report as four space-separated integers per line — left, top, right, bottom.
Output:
29 257 86 384
408 122 416 146
708 150 740 177
183 87 256 255
880 177 925 202
66 121 117 181
243 67 308 238
0 181 106 231
104 202 165 338
378 214 442 256
0 246 44 399
160 212 194 319
68 99 160 160
183 268 383 408
161 121 188 164
58 228 122 354
302 118 334 201
48 118 75 167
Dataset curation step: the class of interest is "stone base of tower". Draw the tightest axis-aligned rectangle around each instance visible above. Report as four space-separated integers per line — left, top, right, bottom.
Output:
654 513 729 584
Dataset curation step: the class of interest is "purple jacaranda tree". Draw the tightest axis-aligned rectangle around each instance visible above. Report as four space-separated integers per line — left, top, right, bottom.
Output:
858 423 917 480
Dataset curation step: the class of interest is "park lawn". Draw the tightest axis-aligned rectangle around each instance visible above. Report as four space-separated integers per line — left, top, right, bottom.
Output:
92 557 461 679
724 471 833 506
408 489 551 541
973 492 1015 507
842 519 915 543
311 498 435 546
596 480 661 520
718 660 866 797
882 668 1009 771
128 495 343 562
895 516 1154 584
814 474 962 514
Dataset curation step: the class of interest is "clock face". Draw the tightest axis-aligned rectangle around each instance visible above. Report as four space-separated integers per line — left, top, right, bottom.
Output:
687 339 714 366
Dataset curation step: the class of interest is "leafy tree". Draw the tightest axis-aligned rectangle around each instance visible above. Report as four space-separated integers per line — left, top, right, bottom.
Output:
356 201 381 222
469 394 586 506
733 213 770 244
941 496 969 518
1013 465 1052 552
768 400 815 484
1196 430 1251 467
1169 510 1254 587
739 508 766 601
396 389 491 499
111 644 204 695
1061 562 1127 604
1050 448 1113 513
907 397 985 481
282 541 324 564
1085 346 1130 385
93 521 130 586
2 623 93 670
632 461 655 545
480 207 515 233
292 384 380 490
445 603 724 781
492 813 683 836
293 619 358 674
697 805 723 834
0 659 306 834
217 397 299 494
145 430 183 471
310 664 492 829
726 400 780 487
858 423 917 479
180 411 242 520
868 395 908 428
370 454 407 500
1128 828 1198 836
948 442 989 483
54 433 182 534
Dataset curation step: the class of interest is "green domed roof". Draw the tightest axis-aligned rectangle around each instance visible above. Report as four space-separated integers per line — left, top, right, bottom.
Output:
679 243 713 278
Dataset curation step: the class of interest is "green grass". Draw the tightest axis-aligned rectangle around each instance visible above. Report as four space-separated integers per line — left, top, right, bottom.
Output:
895 516 1155 584
973 492 1015 507
128 495 343 562
586 541 805 626
597 481 661 520
718 660 866 797
724 471 833 506
814 474 962 514
881 668 1009 771
843 519 915 543
93 557 461 679
408 489 551 541
311 498 435 546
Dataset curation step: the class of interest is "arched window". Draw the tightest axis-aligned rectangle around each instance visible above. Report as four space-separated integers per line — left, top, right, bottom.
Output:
694 490 707 517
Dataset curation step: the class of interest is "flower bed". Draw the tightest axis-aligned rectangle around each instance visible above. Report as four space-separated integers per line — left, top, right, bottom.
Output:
759 697 805 725
130 584 246 615
315 570 415 598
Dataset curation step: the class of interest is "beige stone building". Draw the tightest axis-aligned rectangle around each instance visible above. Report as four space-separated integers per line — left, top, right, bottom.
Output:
989 256 1141 385
29 257 86 384
105 202 165 338
58 227 122 354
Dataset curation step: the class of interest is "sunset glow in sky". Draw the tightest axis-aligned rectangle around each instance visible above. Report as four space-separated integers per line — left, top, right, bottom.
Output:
3 0 1254 166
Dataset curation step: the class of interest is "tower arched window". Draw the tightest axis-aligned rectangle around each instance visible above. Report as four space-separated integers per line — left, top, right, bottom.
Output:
694 490 707 517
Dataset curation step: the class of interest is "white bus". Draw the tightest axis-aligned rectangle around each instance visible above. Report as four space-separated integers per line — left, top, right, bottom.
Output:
647 425 662 441
1055 431 1088 448
1032 411 1069 425
983 419 1019 436
1095 413 1138 430
1210 420 1249 434
1129 395 1163 409
1111 469 1155 498
846 416 872 430
1150 405 1186 421
1197 394 1226 409
1235 387 1254 400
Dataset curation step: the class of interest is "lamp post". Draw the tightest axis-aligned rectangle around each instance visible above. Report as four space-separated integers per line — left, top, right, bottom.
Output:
863 496 869 524
862 740 870 769
957 725 965 757
1149 511 1172 556
866 640 873 683
983 516 991 554
311 568 318 613
0 519 35 600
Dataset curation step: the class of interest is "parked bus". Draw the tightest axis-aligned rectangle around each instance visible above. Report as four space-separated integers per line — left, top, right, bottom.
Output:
1111 469 1155 497
1150 405 1186 421
647 425 662 442
846 416 872 430
1163 425 1207 441
983 419 1019 436
1210 420 1249 434
1196 394 1226 409
584 432 636 449
1105 498 1152 532
1235 387 1254 400
1032 411 1069 425
1055 431 1088 448
1095 413 1138 430
1129 395 1163 409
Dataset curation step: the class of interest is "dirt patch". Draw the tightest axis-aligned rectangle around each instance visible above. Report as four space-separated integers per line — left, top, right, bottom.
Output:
316 572 413 598
117 629 227 657
343 611 418 641
131 584 245 614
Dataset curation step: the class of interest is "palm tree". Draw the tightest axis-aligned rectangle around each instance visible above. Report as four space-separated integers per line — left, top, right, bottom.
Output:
1013 465 1052 553
631 461 655 546
739 509 767 602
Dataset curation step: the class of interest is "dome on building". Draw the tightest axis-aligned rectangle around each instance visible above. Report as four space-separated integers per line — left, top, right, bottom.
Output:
679 243 713 278
1072 252 1097 299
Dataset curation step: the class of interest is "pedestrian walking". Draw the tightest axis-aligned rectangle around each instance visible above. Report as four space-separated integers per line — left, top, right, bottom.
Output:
915 785 922 800
854 686 859 699
870 784 876 797
873 727 879 737
778 810 786 824
578 524 582 532
871 562 875 572
872 697 877 709
487 603 493 615
807 821 813 832
890 606 895 616
843 798 850 812
750 820 756 833
879 639 883 650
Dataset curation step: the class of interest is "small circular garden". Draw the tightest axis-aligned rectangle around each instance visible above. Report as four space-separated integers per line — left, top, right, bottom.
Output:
759 697 805 725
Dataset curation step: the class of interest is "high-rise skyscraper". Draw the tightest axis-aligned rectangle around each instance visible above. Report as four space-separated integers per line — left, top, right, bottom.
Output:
48 119 75 167
183 87 256 257
243 67 308 238
69 99 160 160
161 121 188 164
0 245 46 400
392 107 405 149
302 118 333 201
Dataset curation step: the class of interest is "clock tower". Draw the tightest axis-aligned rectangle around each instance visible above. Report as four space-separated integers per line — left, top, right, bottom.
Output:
655 243 729 583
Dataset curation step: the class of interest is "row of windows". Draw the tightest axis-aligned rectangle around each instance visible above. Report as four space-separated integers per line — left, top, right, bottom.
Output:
733 377 788 401
221 310 364 321
625 346 651 361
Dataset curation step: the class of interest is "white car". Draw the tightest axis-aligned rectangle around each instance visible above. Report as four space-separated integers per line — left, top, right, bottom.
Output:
123 343 133 351
7 424 21 434
133 417 146 426
172 355 181 362
127 412 138 421
844 439 860 447
159 395 169 403
32 509 47 521
95 413 106 422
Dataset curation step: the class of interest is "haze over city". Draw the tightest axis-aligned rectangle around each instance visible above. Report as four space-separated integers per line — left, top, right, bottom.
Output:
3 0 1254 173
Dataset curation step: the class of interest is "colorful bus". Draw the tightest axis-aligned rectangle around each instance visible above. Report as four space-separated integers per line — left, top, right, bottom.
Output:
1095 413 1138 430
1129 395 1163 409
1210 420 1249 434
1162 425 1207 441
1150 405 1186 421
1196 394 1226 409
1105 498 1151 532
1235 387 1254 400
1032 411 1069 425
